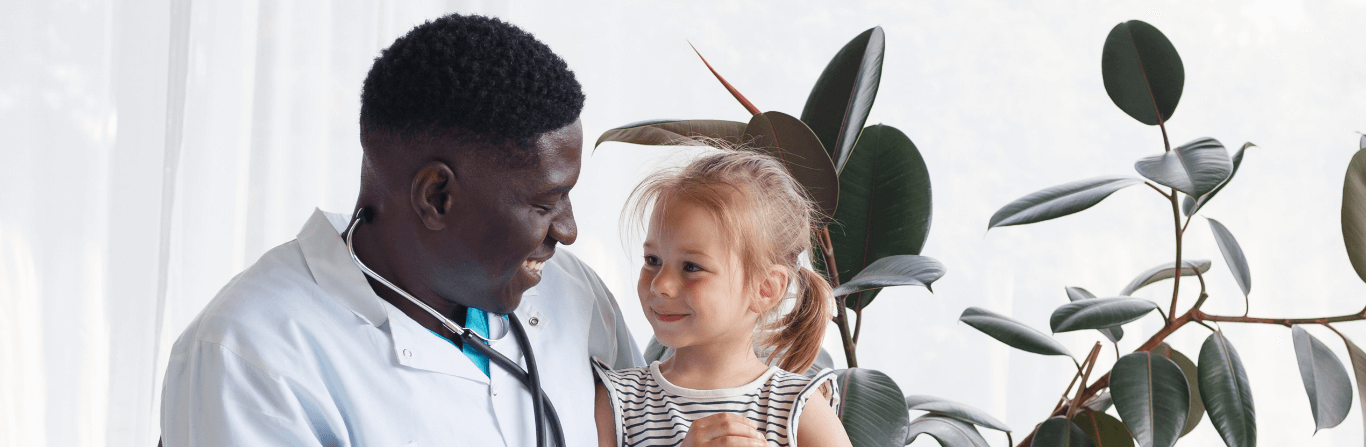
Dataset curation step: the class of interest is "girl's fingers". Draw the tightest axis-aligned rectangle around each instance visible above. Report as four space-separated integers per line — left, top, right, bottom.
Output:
692 413 765 443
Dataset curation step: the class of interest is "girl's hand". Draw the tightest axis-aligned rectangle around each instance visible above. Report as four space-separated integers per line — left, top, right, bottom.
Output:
680 413 768 447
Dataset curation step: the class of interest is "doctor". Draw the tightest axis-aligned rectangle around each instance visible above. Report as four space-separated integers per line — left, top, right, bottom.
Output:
160 14 642 446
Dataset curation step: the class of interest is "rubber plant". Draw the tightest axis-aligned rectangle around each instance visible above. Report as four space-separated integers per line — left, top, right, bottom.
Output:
968 19 1366 447
598 28 961 446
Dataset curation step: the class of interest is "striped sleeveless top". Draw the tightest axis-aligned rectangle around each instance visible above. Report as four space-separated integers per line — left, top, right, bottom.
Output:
592 359 839 447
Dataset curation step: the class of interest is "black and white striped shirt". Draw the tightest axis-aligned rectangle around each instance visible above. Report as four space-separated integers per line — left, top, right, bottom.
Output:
592 359 839 447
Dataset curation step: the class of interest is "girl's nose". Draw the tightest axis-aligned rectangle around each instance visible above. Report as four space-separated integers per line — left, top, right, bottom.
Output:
651 267 679 298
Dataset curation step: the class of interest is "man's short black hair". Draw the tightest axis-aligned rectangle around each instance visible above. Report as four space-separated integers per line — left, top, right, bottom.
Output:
360 14 584 167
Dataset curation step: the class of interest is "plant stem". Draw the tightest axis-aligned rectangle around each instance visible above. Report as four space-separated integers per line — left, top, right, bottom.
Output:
1169 189 1183 324
1144 182 1172 199
1067 343 1103 420
818 227 858 367
852 304 865 345
1192 307 1366 326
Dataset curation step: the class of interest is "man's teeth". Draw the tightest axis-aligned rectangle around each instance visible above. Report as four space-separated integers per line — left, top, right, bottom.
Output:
524 259 545 274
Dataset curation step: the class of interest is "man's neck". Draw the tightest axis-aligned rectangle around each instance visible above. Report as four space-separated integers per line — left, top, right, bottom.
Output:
345 215 468 340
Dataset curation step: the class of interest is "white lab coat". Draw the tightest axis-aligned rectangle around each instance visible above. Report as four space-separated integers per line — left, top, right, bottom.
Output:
160 209 643 446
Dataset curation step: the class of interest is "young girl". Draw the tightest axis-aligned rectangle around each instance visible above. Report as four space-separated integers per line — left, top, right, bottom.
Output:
593 149 852 447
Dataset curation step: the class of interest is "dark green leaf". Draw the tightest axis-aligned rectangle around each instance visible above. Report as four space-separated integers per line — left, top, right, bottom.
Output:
1153 343 1204 436
1336 333 1366 447
643 336 674 363
593 119 747 149
835 368 910 447
1050 298 1159 333
1101 20 1184 125
959 307 1072 357
905 415 990 447
1067 287 1124 343
988 176 1142 229
744 111 840 225
1074 409 1134 447
904 395 1010 432
1183 142 1256 215
1198 332 1256 447
1035 416 1095 447
1206 218 1252 301
1134 137 1232 200
1342 147 1366 283
800 26 884 171
1111 352 1190 447
824 125 932 308
1119 260 1211 296
1084 392 1114 413
1291 325 1353 432
831 255 944 297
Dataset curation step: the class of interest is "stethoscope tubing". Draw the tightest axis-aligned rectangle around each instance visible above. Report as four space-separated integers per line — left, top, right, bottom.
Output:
345 209 564 447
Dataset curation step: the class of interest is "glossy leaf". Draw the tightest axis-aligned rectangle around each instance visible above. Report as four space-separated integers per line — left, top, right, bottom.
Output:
835 368 910 447
988 176 1143 229
1342 146 1366 283
1198 332 1255 447
1119 260 1211 296
1183 142 1256 215
743 111 840 224
1101 20 1184 125
831 255 944 298
593 119 747 149
1035 416 1095 447
800 26 885 171
1153 343 1204 436
905 415 989 447
1050 298 1159 333
643 336 674 363
959 307 1072 357
690 44 759 115
1206 218 1252 301
1134 137 1233 200
824 125 932 308
1074 409 1134 447
1337 333 1366 447
1067 287 1124 343
904 395 1010 432
1111 352 1190 447
1291 325 1353 432
1084 392 1114 413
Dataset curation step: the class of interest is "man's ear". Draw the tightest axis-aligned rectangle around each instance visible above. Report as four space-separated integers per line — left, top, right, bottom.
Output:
750 266 789 313
410 161 457 230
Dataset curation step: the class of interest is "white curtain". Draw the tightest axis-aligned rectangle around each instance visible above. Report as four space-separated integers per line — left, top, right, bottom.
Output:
7 1 1366 446
0 1 508 445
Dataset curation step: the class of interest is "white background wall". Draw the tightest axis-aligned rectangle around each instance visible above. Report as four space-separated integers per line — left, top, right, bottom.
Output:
3 0 1365 446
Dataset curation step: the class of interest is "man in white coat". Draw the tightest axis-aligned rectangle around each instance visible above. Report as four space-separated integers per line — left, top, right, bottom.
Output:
160 13 642 446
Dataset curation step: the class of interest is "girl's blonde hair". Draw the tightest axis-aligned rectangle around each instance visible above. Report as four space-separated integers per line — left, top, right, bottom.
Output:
624 146 833 373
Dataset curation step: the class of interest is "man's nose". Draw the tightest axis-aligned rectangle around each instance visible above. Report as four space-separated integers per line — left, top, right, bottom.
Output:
548 198 577 245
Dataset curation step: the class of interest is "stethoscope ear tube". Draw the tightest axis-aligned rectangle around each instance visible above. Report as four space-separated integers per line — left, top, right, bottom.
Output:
347 208 564 447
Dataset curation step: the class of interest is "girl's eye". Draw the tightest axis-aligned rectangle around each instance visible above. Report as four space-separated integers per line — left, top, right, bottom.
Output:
683 262 704 272
644 255 662 266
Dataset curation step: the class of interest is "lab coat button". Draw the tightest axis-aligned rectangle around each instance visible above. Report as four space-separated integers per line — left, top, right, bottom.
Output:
529 317 540 326
402 349 412 358
490 386 498 396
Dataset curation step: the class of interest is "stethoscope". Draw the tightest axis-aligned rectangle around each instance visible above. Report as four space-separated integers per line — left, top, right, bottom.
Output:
344 208 565 447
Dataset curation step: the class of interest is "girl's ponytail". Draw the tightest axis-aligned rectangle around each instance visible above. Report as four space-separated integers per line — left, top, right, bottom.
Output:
766 266 834 373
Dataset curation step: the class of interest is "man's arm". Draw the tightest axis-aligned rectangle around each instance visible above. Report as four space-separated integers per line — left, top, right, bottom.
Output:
161 341 327 447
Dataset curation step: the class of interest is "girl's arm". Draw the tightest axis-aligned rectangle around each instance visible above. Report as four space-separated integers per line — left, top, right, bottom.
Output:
595 382 617 447
796 396 853 447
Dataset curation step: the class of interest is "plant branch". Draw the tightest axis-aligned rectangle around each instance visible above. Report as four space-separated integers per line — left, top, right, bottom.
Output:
852 304 865 345
1169 188 1183 324
1192 306 1366 327
1144 182 1172 199
818 227 858 367
1067 343 1103 420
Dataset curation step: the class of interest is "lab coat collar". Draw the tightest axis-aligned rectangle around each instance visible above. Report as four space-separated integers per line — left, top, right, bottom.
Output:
297 208 390 327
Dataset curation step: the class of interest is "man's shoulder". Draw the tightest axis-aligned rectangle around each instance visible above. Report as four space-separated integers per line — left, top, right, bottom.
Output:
174 240 342 359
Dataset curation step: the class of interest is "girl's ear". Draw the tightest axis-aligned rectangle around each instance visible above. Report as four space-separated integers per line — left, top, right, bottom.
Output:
750 265 788 313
